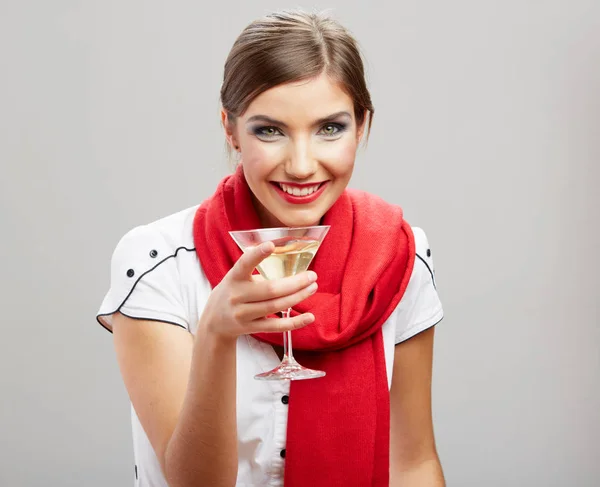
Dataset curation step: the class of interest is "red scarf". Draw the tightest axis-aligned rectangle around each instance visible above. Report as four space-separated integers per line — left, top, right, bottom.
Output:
193 165 415 486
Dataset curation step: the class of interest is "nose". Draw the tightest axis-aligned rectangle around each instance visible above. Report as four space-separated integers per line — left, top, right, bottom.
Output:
284 141 317 180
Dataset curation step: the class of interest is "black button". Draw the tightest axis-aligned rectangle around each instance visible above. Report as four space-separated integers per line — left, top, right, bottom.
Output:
126 269 135 278
280 449 286 458
149 249 158 258
281 395 289 405
427 249 431 257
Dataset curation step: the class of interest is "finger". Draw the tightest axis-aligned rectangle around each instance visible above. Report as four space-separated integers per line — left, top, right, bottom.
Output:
251 313 315 334
236 282 318 322
242 271 317 303
229 241 274 281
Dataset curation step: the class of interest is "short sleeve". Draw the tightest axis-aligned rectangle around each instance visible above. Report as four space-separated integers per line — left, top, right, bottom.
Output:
394 227 444 344
96 225 190 333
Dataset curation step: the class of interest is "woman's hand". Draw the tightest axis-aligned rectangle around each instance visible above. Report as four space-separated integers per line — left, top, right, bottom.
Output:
199 241 318 340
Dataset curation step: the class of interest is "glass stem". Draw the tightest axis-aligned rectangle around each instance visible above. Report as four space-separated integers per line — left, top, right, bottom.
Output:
282 308 294 361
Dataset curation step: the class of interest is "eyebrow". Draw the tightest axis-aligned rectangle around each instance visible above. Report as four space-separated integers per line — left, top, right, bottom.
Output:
245 111 352 128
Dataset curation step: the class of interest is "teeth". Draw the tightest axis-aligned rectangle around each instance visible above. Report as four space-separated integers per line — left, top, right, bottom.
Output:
279 183 321 196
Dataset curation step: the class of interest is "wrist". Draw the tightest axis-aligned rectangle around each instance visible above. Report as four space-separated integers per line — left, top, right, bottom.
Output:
196 319 238 350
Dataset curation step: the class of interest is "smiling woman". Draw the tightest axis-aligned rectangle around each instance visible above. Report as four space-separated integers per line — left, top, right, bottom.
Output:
224 74 362 228
219 12 373 229
96 8 445 487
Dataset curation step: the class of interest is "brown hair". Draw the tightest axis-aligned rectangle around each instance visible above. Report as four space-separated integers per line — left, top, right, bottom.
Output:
221 9 374 139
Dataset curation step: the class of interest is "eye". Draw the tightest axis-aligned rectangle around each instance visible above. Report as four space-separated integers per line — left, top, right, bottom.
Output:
318 123 346 138
254 126 283 139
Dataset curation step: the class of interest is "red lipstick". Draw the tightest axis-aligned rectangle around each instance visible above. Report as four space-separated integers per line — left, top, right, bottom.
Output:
271 181 329 205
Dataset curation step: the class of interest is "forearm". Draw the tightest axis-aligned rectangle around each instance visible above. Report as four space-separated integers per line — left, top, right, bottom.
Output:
164 325 238 487
390 457 445 487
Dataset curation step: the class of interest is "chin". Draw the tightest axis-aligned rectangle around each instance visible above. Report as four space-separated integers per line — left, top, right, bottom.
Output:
275 210 324 228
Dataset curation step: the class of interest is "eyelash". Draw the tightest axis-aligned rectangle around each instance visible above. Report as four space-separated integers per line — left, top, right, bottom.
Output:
253 122 347 140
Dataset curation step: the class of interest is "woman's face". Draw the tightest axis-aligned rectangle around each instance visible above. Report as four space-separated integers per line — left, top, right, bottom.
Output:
223 73 365 228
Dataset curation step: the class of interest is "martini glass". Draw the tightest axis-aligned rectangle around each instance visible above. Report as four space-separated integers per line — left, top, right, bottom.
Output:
229 225 330 381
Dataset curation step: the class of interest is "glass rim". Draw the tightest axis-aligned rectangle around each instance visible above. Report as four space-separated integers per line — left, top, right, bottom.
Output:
228 225 330 236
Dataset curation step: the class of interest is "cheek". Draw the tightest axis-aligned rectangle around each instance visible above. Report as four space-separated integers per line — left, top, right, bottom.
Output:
240 137 283 175
318 138 358 177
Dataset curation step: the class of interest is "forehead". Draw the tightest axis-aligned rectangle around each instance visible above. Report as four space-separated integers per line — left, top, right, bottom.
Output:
244 74 354 122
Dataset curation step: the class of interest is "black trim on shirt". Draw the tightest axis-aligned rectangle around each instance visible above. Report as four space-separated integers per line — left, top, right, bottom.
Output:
95 246 196 334
394 316 444 346
416 253 436 289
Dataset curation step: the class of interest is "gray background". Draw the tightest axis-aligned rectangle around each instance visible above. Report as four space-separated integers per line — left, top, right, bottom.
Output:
1 0 598 486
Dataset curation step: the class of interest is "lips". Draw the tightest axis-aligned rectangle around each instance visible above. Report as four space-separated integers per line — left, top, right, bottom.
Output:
270 181 329 205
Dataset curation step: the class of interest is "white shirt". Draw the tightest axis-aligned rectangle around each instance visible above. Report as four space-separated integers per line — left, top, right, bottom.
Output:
96 204 443 487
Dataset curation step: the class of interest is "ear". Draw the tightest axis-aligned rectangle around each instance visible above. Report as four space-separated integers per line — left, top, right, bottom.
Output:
356 110 368 144
220 108 239 149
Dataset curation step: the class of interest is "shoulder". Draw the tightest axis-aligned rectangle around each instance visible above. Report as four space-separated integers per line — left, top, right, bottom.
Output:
123 204 198 250
114 205 199 257
392 226 443 343
98 205 202 332
109 205 200 281
409 226 437 287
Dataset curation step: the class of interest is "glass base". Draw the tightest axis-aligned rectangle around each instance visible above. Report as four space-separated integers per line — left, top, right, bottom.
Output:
254 358 326 381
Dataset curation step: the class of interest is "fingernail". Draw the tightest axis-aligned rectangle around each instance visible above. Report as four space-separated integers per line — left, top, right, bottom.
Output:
308 283 318 294
303 314 315 324
307 271 317 282
260 241 274 253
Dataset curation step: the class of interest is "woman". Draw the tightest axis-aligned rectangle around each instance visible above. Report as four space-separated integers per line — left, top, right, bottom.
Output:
96 9 445 487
